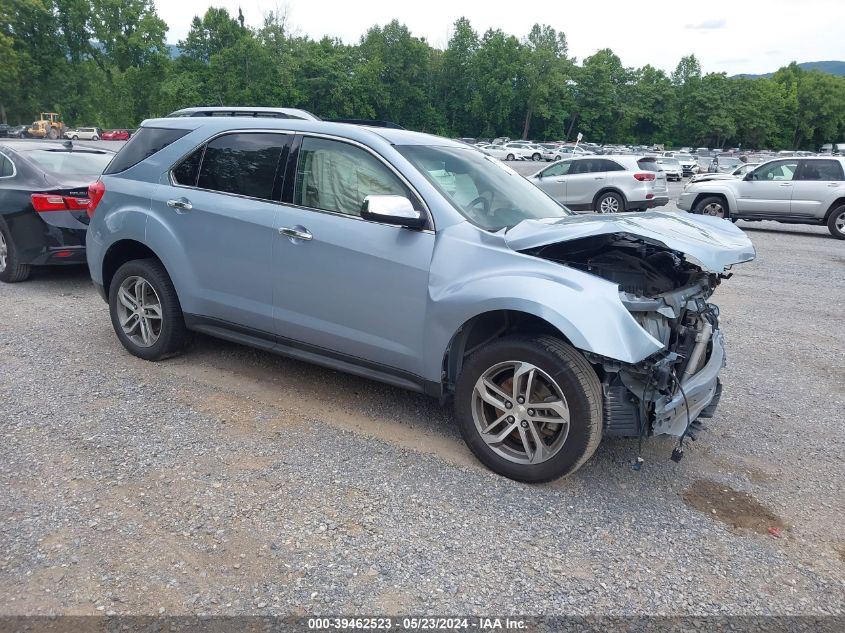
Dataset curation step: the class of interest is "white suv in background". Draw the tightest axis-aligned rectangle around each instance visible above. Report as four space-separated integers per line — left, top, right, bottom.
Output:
678 157 845 239
64 127 102 140
528 155 669 213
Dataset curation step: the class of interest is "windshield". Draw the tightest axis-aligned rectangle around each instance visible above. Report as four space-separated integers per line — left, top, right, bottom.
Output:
23 149 113 176
397 145 570 230
676 154 693 160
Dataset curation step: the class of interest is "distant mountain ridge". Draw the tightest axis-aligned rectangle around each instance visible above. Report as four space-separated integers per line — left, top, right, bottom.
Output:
735 60 845 79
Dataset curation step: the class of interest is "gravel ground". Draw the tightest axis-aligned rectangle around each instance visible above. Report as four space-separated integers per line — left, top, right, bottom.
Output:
0 196 843 617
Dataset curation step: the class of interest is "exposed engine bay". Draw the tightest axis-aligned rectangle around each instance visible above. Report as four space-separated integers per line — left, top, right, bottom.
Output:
526 233 726 440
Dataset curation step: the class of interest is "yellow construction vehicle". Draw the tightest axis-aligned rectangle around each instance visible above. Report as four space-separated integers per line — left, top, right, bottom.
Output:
26 112 65 139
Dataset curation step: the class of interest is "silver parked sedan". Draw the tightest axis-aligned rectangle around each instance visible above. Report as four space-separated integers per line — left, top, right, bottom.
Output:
527 155 669 213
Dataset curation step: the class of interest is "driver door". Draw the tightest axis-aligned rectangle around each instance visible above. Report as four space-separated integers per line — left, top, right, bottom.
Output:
533 160 572 201
735 160 797 215
272 135 435 377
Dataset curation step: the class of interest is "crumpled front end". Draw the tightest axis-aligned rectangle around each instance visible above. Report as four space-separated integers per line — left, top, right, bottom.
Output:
523 230 747 439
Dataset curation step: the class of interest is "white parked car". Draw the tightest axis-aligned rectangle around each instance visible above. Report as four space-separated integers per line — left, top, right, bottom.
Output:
64 127 102 141
656 156 683 181
528 155 669 213
687 163 759 186
480 144 523 161
503 142 544 161
678 157 845 239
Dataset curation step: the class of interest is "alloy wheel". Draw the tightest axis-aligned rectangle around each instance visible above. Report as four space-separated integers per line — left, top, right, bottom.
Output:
835 210 845 235
598 196 620 214
701 202 725 218
471 361 570 465
0 231 7 273
115 275 163 348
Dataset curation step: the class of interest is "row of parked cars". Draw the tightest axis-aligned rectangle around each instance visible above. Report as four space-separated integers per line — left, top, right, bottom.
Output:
0 105 758 484
63 127 133 141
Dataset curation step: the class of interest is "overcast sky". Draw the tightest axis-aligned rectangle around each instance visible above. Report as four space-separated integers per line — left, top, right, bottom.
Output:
156 0 844 75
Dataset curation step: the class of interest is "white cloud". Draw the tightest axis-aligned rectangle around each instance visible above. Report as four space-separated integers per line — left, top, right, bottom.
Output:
685 18 727 30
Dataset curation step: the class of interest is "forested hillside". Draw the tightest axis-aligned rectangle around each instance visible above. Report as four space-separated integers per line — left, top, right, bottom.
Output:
3 1 844 149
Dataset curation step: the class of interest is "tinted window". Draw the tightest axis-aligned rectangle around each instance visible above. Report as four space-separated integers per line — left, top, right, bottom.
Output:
637 157 660 171
600 159 625 172
23 150 112 176
0 154 13 177
172 146 204 187
104 127 189 174
799 160 844 181
294 137 409 217
197 133 286 201
571 159 601 174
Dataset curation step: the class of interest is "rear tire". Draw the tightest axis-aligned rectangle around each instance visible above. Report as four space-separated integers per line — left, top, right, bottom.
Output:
532 153 541 161
595 191 624 214
827 205 845 240
108 258 190 361
506 153 515 161
454 335 603 483
0 223 31 283
694 195 729 220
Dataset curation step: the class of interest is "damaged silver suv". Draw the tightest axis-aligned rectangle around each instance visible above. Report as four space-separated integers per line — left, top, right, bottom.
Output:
86 118 755 482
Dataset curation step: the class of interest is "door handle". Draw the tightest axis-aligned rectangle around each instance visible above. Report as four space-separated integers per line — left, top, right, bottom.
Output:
167 198 192 211
278 227 313 241
594 176 604 180
779 183 793 187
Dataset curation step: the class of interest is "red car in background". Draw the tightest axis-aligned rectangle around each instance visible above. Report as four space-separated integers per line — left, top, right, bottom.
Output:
100 129 130 141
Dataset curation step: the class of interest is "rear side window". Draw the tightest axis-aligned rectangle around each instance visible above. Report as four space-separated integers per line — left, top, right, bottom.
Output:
172 146 204 187
197 133 286 201
599 159 625 172
104 127 189 174
0 154 13 177
798 160 844 181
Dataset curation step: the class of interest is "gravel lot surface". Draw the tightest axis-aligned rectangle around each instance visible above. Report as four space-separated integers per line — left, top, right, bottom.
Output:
0 174 843 617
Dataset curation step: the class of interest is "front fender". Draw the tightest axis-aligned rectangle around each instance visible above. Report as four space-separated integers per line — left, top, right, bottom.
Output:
693 184 739 213
423 225 665 381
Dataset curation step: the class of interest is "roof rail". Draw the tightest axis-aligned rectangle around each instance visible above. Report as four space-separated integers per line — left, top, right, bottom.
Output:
330 119 405 130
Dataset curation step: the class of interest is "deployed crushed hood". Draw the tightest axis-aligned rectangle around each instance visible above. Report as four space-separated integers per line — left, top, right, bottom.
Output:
505 211 756 273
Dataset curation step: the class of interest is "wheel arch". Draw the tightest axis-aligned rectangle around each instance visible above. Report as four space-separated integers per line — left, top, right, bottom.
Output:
823 197 845 221
101 239 167 299
592 187 628 211
441 309 577 394
691 189 737 214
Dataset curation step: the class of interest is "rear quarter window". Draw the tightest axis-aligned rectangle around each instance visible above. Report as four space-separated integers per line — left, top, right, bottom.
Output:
103 127 189 174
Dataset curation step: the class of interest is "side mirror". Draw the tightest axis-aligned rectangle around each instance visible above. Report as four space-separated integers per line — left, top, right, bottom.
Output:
361 195 426 229
743 172 754 181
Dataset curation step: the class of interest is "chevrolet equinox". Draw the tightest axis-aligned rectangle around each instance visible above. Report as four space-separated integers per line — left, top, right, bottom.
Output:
86 118 756 482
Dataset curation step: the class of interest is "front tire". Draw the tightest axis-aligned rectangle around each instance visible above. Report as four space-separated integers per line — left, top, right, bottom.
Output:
595 191 624 214
506 153 515 161
532 153 541 161
108 258 190 361
0 223 31 283
694 195 729 220
92 135 99 141
454 335 603 483
827 205 845 240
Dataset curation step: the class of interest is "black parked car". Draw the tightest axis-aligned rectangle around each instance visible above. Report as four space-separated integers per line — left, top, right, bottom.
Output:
0 140 114 282
0 124 26 139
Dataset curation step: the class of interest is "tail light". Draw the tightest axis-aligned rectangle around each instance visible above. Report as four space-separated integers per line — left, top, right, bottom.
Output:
31 193 90 212
633 172 656 181
87 181 105 218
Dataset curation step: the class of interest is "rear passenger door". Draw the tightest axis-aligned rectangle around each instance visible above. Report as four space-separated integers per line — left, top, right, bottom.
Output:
150 131 290 334
790 160 845 219
271 135 435 377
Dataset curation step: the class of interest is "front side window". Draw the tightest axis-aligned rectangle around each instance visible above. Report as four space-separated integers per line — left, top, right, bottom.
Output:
542 160 572 178
398 145 569 231
798 160 844 181
294 136 410 217
753 161 798 181
197 133 286 201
